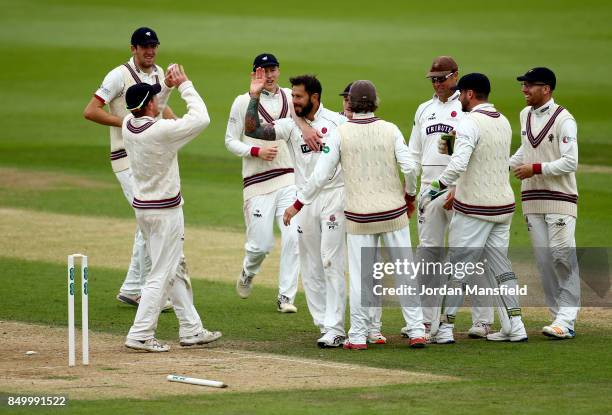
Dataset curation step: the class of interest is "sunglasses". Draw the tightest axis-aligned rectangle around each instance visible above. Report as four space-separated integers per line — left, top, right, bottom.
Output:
430 72 455 84
521 81 547 87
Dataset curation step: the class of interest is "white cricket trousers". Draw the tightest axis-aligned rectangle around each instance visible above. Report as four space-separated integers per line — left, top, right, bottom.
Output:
526 214 580 330
115 169 150 295
441 212 521 329
298 188 346 336
347 227 425 344
417 187 493 325
243 185 300 302
128 207 203 340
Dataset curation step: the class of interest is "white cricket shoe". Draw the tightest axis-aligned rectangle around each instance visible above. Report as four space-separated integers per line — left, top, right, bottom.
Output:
468 322 493 339
236 269 254 299
487 318 528 342
400 322 430 338
317 333 346 348
125 337 170 352
401 323 432 343
542 325 575 339
277 295 297 313
180 329 223 346
433 323 455 344
367 332 387 344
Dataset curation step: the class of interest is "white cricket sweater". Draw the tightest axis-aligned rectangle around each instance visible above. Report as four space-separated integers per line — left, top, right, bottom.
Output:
122 81 209 209
225 88 295 201
297 113 419 235
439 103 515 223
511 99 578 217
96 57 172 173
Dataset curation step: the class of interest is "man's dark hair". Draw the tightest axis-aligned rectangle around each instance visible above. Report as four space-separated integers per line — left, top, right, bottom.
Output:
289 75 322 98
349 97 378 113
131 108 148 118
474 91 489 101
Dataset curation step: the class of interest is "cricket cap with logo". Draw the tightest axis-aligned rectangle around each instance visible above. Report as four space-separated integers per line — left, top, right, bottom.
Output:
426 56 458 78
131 27 160 46
125 83 161 112
252 53 279 71
517 67 556 90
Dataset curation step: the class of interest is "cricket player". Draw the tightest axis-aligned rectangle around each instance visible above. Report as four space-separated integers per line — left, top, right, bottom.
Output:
428 73 527 343
339 82 386 345
511 67 580 339
226 53 320 313
405 56 494 341
244 70 347 347
338 82 353 117
123 65 221 352
284 80 427 350
83 27 173 310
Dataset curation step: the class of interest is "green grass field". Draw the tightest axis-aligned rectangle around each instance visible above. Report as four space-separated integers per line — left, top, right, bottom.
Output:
1 0 612 413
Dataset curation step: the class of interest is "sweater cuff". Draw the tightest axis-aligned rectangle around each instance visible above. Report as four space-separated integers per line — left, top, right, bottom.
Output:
533 163 542 174
177 80 194 93
293 200 304 211
250 146 260 157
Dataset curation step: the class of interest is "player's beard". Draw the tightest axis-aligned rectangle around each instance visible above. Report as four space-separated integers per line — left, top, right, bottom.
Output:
295 100 313 118
460 96 470 112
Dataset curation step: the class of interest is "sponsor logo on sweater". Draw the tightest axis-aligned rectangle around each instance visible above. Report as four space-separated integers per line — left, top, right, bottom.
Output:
425 123 454 135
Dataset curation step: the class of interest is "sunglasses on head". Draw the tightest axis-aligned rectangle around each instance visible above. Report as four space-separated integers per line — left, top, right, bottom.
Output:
430 72 455 83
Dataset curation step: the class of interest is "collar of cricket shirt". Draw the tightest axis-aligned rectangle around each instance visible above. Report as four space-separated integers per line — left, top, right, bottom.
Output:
432 90 460 103
306 103 325 125
352 112 375 119
261 86 281 97
471 102 495 112
531 98 555 117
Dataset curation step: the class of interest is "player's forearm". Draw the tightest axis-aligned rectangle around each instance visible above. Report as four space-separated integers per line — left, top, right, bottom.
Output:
542 120 578 175
509 145 524 169
166 82 210 145
395 132 420 182
157 83 173 114
542 154 578 175
244 96 276 140
83 100 122 127
298 144 340 204
438 140 472 186
224 133 252 157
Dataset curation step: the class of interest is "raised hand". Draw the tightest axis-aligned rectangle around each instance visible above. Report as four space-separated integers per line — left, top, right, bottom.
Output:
164 64 189 88
250 67 266 97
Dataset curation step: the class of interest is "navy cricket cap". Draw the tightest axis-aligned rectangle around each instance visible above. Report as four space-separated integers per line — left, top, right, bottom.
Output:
252 53 279 71
125 83 161 111
131 27 160 46
451 73 491 95
339 82 353 97
517 67 556 90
